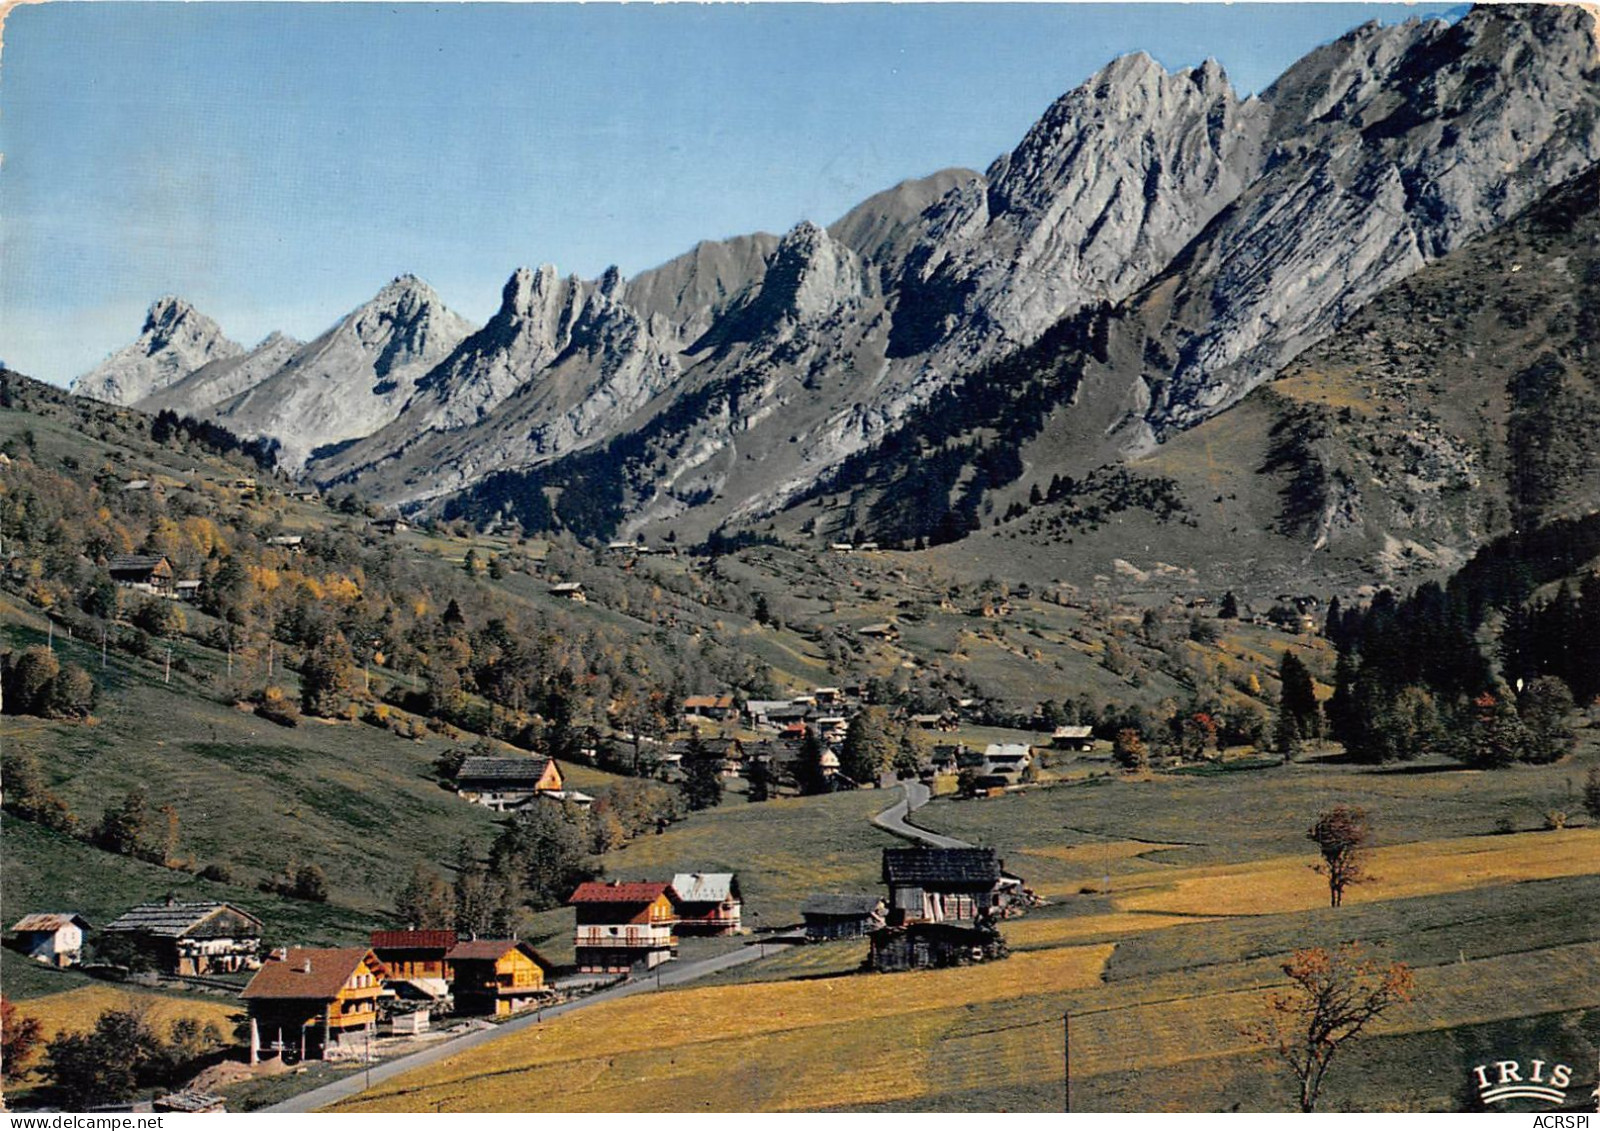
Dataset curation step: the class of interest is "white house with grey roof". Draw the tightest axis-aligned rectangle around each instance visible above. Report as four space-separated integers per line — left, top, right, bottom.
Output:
9 912 91 966
670 873 742 935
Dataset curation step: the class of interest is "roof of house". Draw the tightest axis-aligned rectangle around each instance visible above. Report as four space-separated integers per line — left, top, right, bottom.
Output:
456 756 555 784
801 894 883 918
984 743 1031 760
107 554 169 574
882 848 1001 887
568 881 673 905
444 939 551 968
670 873 739 903
1053 725 1094 739
241 948 382 1001
683 695 735 710
103 900 262 937
11 912 91 932
549 582 584 593
370 929 458 951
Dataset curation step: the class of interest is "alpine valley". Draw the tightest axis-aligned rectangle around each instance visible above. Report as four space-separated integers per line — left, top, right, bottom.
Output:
72 4 1600 593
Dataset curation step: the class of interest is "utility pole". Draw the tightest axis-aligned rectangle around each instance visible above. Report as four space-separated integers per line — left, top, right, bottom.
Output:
164 646 172 684
47 620 53 653
1063 1011 1070 1113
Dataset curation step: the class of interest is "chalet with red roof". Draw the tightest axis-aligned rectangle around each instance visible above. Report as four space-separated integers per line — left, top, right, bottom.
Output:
568 881 679 974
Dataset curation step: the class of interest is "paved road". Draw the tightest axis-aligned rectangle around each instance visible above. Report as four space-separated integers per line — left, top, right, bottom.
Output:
871 781 972 848
264 943 767 1112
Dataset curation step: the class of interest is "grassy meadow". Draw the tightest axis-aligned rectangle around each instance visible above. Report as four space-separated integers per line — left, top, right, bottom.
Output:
324 733 1600 1113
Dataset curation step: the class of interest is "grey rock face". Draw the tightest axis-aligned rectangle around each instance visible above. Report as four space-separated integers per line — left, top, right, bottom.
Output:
138 331 304 417
72 297 243 405
197 275 474 471
1135 5 1600 435
891 53 1269 368
76 6 1600 544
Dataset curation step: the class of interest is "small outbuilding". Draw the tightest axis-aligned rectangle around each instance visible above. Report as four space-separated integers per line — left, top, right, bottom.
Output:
800 894 886 942
9 912 91 967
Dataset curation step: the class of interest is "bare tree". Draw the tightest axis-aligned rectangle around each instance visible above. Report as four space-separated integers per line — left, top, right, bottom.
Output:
1244 944 1415 1112
1307 805 1371 907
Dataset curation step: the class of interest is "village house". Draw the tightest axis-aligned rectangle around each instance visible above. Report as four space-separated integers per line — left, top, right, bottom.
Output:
857 622 898 640
742 698 794 728
174 578 203 602
549 581 586 602
9 912 91 967
444 939 553 1016
568 881 679 973
1051 725 1095 751
868 920 1008 973
682 694 736 721
668 736 746 776
371 516 410 535
882 848 1018 925
266 534 305 552
982 743 1033 780
241 947 387 1061
800 894 886 941
107 554 175 598
454 755 563 810
670 873 742 935
102 898 263 975
369 929 456 987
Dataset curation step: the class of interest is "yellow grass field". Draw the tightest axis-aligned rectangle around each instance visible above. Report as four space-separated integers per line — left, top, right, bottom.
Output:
15 984 243 1045
1004 911 1218 947
333 931 1600 1113
1031 828 1600 914
331 943 1114 1112
11 985 244 1085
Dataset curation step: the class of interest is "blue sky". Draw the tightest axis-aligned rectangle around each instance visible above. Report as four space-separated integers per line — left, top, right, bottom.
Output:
1 2 1462 386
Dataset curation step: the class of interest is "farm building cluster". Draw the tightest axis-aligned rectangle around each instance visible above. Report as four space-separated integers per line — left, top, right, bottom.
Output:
6 874 744 1063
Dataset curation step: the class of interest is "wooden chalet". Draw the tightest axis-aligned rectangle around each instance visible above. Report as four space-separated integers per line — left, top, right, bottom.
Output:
9 912 91 967
454 755 563 810
549 581 586 602
682 694 736 720
242 947 387 1061
800 894 885 941
107 554 175 597
1051 725 1095 751
882 848 1014 925
102 898 262 975
868 921 1008 973
369 929 457 981
568 881 679 973
444 939 553 1016
982 743 1032 779
670 873 742 935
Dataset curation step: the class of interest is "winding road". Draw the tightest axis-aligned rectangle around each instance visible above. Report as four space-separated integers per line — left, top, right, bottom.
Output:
871 780 973 848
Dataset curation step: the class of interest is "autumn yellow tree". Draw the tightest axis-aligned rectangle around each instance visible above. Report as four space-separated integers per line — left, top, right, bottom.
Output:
1244 944 1414 1112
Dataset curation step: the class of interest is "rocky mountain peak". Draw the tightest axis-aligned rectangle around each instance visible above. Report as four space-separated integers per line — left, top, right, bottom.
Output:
73 297 242 405
758 222 865 323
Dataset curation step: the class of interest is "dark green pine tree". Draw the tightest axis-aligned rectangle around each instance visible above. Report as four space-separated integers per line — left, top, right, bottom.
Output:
1279 651 1322 741
679 736 724 811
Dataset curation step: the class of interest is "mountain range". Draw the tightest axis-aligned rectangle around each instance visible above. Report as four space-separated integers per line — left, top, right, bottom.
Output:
71 3 1600 585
